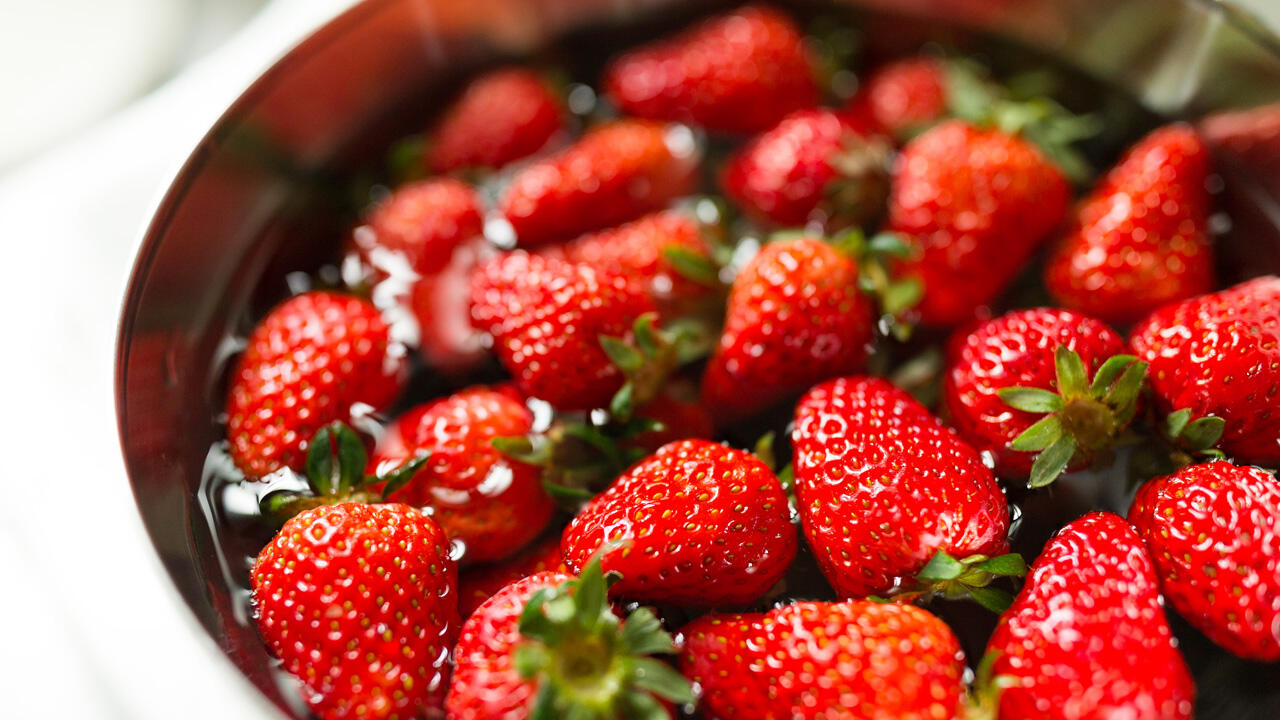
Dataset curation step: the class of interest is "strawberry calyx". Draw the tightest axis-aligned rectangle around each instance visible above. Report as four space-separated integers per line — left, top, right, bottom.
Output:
600 313 704 423
829 228 922 340
1162 408 1228 465
999 346 1148 488
258 422 428 522
963 651 1015 720
514 555 694 719
937 58 1100 184
878 550 1027 614
823 133 893 229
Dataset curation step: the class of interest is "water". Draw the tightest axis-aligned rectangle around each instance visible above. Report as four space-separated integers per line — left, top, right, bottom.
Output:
190 2 1280 718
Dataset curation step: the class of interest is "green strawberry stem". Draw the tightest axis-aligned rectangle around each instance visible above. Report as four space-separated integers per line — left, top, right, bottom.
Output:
515 555 694 720
1162 407 1227 465
999 346 1148 488
880 550 1027 614
963 651 1014 720
600 313 706 423
258 422 428 522
831 228 923 341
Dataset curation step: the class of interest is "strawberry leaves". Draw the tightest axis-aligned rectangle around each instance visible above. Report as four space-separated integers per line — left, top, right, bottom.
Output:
1164 408 1227 461
259 422 429 522
1000 346 1148 488
883 550 1028 614
515 555 693 720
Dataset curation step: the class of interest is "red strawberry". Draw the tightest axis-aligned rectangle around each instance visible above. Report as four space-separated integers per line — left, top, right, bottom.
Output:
1129 276 1280 466
701 236 875 419
547 209 718 316
887 120 1070 327
721 108 890 229
351 178 485 279
1129 461 1280 661
457 535 565 618
470 251 654 411
1046 124 1214 324
409 235 496 372
846 57 948 138
561 439 796 606
253 503 458 720
226 291 407 479
499 119 698 247
627 380 715 453
984 512 1194 720
942 308 1141 486
424 67 564 174
369 386 553 564
602 5 818 134
792 376 1016 605
446 558 693 719
679 600 967 720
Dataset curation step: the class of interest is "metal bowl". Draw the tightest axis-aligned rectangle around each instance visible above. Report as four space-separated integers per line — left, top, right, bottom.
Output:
117 0 1280 716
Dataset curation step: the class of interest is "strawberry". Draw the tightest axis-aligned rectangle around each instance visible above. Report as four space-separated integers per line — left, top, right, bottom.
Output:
499 119 698 248
409 235 496 372
445 557 693 719
457 535 565 618
369 386 554 564
721 108 890 229
627 380 715 453
252 502 458 720
561 439 795 606
1045 124 1214 324
887 120 1070 327
351 178 485 279
679 600 967 720
792 376 1018 607
470 251 654 411
942 308 1143 486
701 236 875 420
846 57 948 138
424 67 564 174
984 512 1194 720
546 209 719 316
602 5 818 134
1129 276 1280 466
1129 461 1280 661
226 291 407 479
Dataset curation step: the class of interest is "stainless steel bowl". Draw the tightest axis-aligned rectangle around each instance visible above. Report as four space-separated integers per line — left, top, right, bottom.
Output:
117 0 1280 716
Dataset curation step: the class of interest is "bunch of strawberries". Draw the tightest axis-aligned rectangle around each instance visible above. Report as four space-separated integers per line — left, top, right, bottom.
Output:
220 5 1280 720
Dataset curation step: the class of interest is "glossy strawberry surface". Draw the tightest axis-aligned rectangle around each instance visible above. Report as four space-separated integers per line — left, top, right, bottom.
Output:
1129 276 1280 465
792 375 1010 598
546 209 715 315
445 570 574 720
1046 124 1214 324
679 600 966 720
470 251 654 411
370 386 553 564
943 308 1124 477
353 178 484 278
226 291 406 479
888 120 1070 327
253 503 458 720
561 439 795 606
721 107 888 228
1129 461 1280 661
701 237 874 419
499 119 698 247
603 5 817 134
425 67 564 173
845 56 948 138
986 512 1194 720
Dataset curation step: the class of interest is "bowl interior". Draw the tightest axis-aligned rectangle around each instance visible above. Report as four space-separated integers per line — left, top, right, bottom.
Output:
117 0 1280 716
